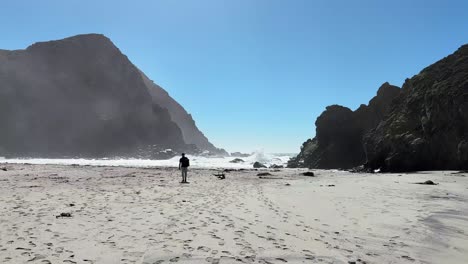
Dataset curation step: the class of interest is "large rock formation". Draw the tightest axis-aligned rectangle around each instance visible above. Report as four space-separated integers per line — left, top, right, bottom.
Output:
288 83 401 169
290 44 468 172
0 34 224 158
140 71 227 156
364 45 468 171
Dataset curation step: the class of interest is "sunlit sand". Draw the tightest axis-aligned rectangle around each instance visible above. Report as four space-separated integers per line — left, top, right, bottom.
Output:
1 163 467 263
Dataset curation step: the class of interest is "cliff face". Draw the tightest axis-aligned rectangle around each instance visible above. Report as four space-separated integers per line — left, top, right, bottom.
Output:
288 83 401 169
364 45 468 171
0 34 221 158
140 71 228 156
291 44 468 172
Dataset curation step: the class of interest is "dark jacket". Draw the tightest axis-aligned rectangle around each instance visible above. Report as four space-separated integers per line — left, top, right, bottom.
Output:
179 157 190 167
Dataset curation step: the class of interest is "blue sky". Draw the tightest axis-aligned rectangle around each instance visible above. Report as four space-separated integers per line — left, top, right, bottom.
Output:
1 0 467 153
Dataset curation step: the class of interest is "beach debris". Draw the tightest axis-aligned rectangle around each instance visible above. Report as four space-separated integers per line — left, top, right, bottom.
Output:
416 180 438 185
213 173 225 179
257 172 272 176
229 158 245 163
68 203 75 207
56 212 72 218
253 162 267 168
302 171 315 176
285 183 291 186
1 167 7 171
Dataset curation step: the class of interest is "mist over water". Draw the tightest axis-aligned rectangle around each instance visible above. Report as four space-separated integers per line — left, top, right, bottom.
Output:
0 151 296 169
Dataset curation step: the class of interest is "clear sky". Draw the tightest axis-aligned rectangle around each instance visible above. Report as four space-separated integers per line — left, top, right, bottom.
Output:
1 0 467 153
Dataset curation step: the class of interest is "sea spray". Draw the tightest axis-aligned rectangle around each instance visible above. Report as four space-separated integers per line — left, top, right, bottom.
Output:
0 151 296 169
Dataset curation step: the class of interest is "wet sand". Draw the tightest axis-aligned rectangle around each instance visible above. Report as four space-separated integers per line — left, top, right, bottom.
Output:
0 163 467 263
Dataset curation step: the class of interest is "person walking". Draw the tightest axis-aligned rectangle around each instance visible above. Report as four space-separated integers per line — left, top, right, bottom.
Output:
179 153 190 183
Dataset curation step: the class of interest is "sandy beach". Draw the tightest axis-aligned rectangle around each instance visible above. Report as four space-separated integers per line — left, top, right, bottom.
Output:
0 163 467 264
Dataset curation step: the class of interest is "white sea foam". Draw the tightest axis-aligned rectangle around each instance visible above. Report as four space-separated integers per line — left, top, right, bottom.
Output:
0 151 295 169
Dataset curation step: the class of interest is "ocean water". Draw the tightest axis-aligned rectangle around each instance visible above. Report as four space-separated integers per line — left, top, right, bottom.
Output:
0 151 295 169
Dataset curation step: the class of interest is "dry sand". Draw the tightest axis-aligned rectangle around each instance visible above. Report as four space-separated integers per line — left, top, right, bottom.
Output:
0 163 467 264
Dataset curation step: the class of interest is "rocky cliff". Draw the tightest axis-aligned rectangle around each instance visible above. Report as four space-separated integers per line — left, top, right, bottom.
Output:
140 71 228 156
364 45 468 171
288 83 401 169
290 44 468 172
0 34 223 158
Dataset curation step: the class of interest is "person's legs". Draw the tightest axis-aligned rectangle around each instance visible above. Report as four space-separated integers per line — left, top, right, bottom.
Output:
181 168 185 182
182 167 187 182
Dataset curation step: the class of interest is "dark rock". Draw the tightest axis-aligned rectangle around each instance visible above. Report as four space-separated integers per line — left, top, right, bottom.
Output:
451 170 468 174
0 34 224 158
416 180 438 185
1 167 7 171
213 173 225 179
302 171 315 176
253 162 267 168
257 172 272 176
364 45 468 172
348 165 374 173
56 212 72 218
269 164 284 169
229 158 245 163
285 183 291 186
289 83 400 169
292 44 468 172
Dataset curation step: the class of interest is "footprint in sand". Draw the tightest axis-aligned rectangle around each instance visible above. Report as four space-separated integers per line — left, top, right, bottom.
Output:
197 246 211 252
169 257 180 262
